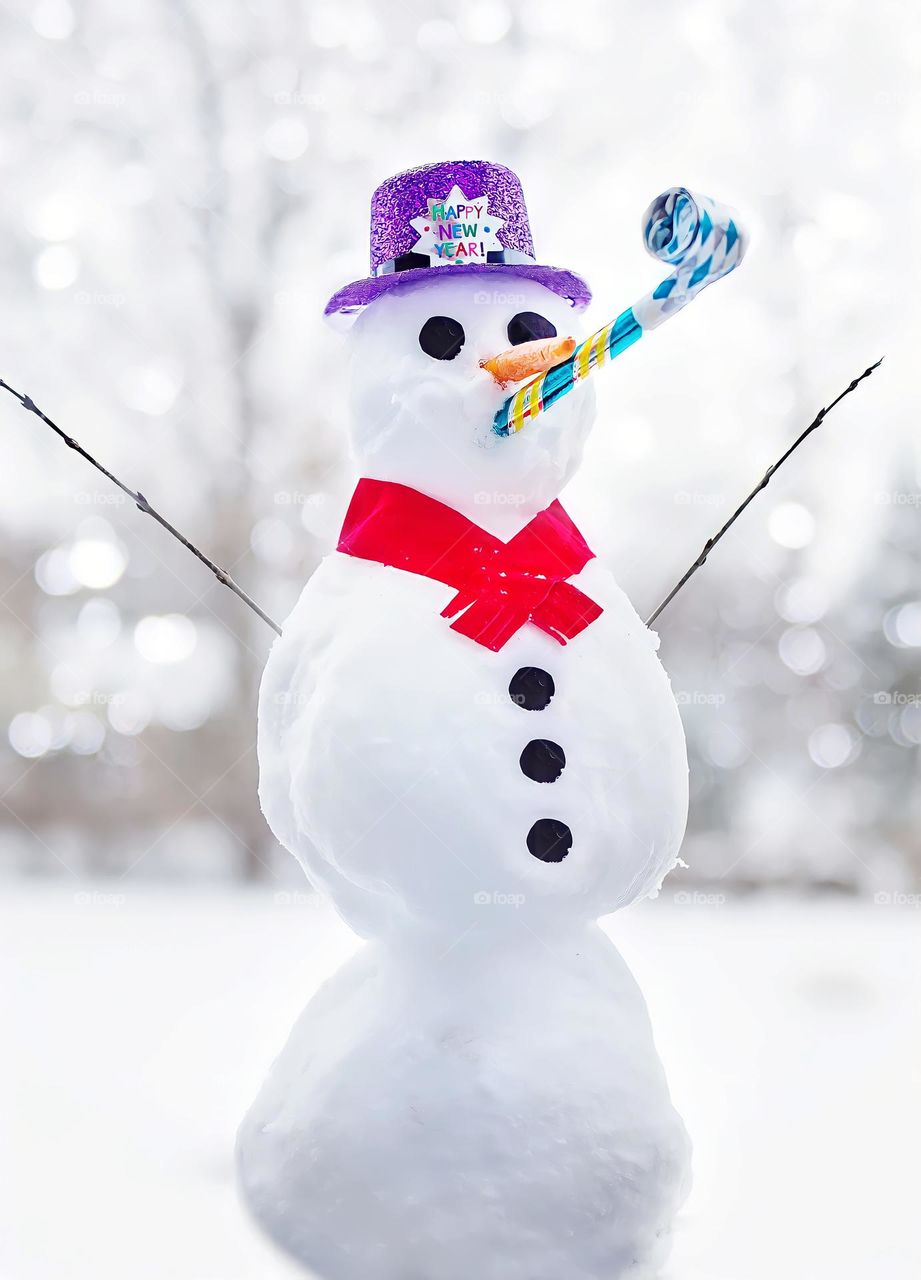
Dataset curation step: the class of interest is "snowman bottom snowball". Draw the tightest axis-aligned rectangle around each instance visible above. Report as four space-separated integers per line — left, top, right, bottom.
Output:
237 161 693 1280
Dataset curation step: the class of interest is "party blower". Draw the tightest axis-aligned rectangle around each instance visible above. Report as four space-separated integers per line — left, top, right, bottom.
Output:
490 187 748 437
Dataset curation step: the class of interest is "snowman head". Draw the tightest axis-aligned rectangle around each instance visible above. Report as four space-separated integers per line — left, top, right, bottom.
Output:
326 161 595 533
345 275 595 531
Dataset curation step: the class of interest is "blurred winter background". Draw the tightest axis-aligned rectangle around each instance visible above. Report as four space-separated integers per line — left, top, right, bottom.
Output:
1 2 919 1279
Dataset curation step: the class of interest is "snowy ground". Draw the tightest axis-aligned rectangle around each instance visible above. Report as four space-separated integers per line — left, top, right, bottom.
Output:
2 883 919 1280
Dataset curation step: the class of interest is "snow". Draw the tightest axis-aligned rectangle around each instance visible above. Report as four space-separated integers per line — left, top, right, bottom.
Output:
237 919 691 1280
2 884 919 1280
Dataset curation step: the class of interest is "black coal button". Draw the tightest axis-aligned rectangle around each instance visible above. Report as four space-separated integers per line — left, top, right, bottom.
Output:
509 667 555 711
526 818 572 863
519 739 566 783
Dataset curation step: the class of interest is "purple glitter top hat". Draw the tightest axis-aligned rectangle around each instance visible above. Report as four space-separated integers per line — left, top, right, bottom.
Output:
324 160 592 322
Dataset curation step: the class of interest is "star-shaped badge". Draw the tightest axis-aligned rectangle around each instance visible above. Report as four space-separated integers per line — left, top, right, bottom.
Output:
409 184 505 266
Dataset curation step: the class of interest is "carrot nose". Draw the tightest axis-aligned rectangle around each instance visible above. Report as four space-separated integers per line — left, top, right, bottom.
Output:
480 335 576 386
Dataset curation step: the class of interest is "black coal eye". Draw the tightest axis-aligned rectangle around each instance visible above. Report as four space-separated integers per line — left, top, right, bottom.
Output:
507 311 557 346
419 315 465 361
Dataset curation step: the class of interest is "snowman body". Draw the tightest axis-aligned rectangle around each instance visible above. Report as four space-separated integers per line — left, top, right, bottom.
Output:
238 276 691 1278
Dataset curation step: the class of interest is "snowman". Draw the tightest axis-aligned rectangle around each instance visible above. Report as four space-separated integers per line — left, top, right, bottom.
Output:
238 161 697 1280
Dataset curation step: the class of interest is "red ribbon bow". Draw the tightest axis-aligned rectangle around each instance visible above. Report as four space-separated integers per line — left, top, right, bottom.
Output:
337 478 603 652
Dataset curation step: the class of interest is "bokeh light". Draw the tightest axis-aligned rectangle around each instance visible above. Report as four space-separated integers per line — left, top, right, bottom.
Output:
69 539 127 590
778 626 827 675
808 722 859 768
134 614 198 664
768 502 816 549
34 244 80 290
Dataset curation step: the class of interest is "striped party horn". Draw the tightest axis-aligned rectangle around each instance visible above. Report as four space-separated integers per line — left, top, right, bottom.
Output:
492 187 748 437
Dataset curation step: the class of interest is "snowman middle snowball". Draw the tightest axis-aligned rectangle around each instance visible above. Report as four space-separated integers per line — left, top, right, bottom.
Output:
240 272 691 1280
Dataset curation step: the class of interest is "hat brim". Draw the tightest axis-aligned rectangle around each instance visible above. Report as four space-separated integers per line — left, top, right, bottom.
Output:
324 262 592 327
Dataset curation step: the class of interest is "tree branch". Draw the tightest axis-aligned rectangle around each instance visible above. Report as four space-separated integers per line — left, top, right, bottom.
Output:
0 378 282 637
646 358 884 628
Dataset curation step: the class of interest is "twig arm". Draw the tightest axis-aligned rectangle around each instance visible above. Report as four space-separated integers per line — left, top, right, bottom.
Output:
0 379 283 637
645 358 884 627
